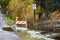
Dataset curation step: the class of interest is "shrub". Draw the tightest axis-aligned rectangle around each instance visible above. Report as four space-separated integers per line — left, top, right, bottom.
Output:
4 16 14 26
34 23 39 30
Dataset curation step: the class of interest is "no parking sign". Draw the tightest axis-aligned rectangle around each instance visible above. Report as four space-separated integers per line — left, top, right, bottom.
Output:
32 4 36 9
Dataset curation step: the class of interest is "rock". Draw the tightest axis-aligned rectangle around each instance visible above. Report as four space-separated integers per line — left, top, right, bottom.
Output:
40 31 48 34
50 33 60 39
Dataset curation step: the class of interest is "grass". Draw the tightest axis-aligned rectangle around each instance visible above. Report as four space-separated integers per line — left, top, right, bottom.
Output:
28 37 45 40
4 15 14 26
17 30 45 40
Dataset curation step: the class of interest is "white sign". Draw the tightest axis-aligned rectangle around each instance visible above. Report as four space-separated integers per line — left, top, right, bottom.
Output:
32 4 36 9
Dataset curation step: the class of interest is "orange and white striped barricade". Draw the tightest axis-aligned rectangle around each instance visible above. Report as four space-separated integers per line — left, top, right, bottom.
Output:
15 21 27 30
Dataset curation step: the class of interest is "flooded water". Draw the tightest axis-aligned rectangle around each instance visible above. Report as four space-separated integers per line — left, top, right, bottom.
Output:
17 27 55 40
0 10 21 40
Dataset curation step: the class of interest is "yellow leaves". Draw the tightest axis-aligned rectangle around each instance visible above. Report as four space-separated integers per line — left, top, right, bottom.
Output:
41 13 46 19
35 14 39 20
50 10 60 19
36 6 41 14
7 0 34 20
25 11 34 19
10 12 19 20
27 5 32 9
8 0 20 10
16 16 19 21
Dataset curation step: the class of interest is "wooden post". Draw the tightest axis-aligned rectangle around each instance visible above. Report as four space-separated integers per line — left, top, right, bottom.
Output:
26 20 27 29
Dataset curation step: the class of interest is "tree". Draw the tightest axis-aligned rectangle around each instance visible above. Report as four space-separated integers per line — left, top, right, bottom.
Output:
7 0 34 20
52 0 60 11
0 0 10 8
7 0 34 29
35 0 45 19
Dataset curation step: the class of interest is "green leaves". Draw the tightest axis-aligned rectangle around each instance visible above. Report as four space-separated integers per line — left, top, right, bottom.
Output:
0 0 10 7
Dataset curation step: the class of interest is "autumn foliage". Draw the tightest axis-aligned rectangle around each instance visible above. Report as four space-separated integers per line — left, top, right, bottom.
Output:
50 10 60 19
7 0 34 20
6 0 34 29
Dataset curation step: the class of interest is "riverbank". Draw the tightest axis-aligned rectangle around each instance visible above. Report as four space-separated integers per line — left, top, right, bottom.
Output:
17 30 45 40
